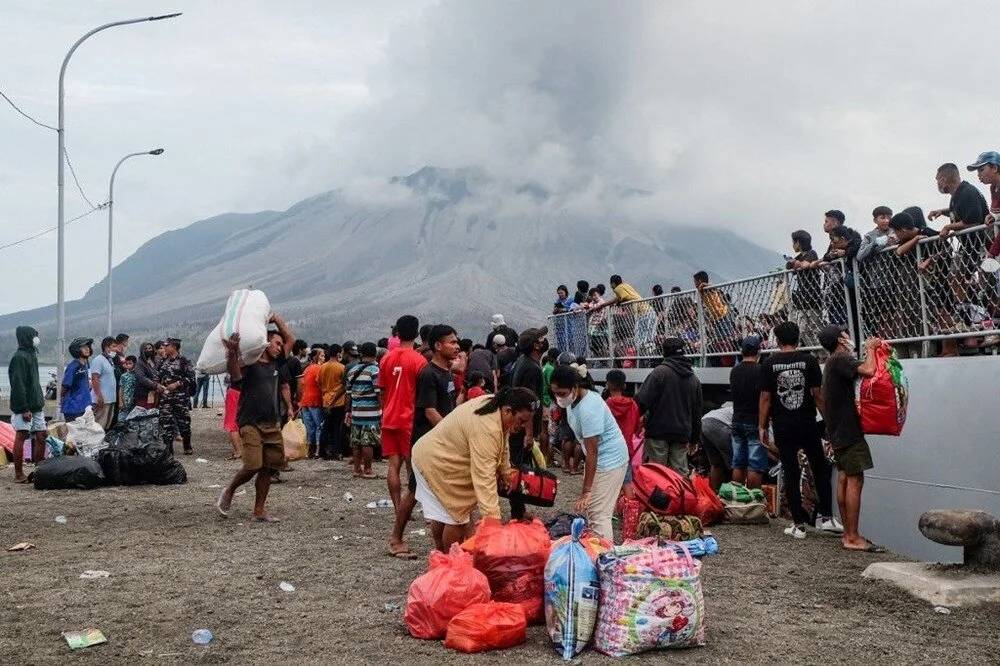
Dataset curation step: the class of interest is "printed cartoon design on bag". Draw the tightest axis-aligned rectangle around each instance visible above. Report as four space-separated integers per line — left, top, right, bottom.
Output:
627 583 700 647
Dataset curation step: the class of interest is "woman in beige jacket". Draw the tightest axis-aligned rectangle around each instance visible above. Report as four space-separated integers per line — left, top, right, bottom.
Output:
411 387 538 552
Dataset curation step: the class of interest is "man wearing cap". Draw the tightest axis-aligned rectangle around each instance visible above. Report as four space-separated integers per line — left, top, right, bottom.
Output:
158 337 196 455
635 337 703 474
819 325 883 552
728 335 768 489
485 314 518 354
967 151 1000 225
62 337 94 422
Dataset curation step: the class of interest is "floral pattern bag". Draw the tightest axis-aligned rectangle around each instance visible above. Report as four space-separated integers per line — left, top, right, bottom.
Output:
593 540 706 656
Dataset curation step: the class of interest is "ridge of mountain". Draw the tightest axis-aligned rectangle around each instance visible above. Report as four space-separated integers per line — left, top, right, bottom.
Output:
0 167 781 361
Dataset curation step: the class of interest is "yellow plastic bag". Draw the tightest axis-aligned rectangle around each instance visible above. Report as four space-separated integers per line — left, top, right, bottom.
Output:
281 419 308 462
530 441 547 469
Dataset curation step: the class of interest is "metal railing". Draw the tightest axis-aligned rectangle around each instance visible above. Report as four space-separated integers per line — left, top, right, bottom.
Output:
547 223 1000 366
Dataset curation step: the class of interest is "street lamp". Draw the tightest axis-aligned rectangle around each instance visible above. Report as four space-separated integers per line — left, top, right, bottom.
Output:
55 12 181 411
106 148 165 335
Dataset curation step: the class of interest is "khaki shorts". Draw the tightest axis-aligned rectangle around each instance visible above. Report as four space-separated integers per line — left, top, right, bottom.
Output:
239 424 285 471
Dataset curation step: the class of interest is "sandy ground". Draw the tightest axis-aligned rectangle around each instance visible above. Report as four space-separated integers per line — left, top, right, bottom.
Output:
1 409 997 665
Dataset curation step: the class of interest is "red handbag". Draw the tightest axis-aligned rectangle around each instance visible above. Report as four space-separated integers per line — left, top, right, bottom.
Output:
499 466 558 507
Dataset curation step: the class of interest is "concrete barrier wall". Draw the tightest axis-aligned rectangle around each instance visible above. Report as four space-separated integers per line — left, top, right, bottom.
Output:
861 356 1000 562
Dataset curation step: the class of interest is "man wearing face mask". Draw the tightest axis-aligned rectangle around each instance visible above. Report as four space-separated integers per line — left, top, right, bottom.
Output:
7 326 46 483
132 342 165 410
158 337 196 455
89 336 119 431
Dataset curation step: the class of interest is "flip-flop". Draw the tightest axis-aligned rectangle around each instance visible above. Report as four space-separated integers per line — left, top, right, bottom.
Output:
360 472 379 479
253 515 281 523
387 544 418 560
843 541 885 553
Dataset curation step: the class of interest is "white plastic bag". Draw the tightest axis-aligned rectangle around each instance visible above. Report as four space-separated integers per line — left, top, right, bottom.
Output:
66 406 107 458
196 289 271 375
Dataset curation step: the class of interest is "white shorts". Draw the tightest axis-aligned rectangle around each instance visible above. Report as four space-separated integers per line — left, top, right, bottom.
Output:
11 411 46 433
412 463 468 526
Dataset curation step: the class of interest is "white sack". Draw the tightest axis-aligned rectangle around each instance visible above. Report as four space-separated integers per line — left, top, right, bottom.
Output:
196 289 271 375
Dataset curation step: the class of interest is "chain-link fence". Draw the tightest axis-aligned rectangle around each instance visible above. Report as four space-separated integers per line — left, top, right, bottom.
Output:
546 224 1000 365
856 224 1000 345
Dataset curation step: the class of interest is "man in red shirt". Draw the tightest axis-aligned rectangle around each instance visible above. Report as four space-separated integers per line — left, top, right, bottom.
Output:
378 314 427 558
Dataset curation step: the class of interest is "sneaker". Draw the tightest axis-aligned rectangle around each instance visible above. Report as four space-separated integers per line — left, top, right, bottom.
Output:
783 524 807 539
817 516 844 533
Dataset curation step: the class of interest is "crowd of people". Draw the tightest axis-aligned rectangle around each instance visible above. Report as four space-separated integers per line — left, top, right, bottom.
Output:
553 152 1000 361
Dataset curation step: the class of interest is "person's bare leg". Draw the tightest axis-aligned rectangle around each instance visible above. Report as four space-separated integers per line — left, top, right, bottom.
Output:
430 520 446 551
227 431 242 458
32 432 46 465
731 467 747 485
362 446 374 476
562 442 574 474
387 454 402 509
841 473 868 549
709 465 724 491
217 466 257 516
389 491 417 556
12 431 28 482
352 447 362 476
440 524 467 553
837 471 847 525
253 469 276 520
746 470 764 489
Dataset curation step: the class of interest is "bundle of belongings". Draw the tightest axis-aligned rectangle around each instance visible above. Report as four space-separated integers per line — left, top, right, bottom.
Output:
96 407 187 486
718 482 768 524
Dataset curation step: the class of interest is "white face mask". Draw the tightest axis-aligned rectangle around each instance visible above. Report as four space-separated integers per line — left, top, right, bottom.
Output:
108 351 118 358
555 392 574 409
32 336 40 348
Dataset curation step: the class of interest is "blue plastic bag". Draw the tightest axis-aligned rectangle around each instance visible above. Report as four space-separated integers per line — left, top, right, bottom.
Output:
544 517 602 661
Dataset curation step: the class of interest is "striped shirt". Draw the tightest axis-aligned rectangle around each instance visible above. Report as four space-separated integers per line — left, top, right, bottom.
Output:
348 362 381 427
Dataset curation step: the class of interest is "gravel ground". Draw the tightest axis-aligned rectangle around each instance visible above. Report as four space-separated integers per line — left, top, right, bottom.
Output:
1 409 997 664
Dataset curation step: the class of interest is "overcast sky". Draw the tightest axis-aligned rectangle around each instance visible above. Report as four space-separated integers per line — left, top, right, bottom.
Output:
2 0 997 315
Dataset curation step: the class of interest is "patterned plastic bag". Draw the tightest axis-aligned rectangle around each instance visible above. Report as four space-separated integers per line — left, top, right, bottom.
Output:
594 541 706 656
544 518 610 661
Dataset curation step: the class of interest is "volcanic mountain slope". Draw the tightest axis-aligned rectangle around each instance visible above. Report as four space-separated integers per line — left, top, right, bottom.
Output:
0 166 779 360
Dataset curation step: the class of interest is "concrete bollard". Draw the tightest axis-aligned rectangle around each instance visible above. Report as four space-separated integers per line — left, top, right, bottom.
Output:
918 510 1000 569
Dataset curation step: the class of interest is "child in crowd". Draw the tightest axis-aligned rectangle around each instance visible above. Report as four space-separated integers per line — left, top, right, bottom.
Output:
604 369 640 498
465 371 488 400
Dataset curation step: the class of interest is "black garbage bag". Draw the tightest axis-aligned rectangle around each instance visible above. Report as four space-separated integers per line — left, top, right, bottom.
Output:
96 413 186 486
33 455 105 490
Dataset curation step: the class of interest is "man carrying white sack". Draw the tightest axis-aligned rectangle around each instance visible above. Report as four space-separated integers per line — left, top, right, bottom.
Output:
217 313 294 522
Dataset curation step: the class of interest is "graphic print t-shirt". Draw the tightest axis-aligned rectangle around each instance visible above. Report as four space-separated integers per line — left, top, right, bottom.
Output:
377 347 428 432
760 350 822 430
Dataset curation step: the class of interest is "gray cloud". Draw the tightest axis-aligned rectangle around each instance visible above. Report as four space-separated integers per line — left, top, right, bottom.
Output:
2 0 997 314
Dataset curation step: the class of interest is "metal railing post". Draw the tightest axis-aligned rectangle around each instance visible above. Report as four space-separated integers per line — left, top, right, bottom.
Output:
915 242 932 357
696 298 707 367
606 308 615 366
851 258 865 344
838 258 856 347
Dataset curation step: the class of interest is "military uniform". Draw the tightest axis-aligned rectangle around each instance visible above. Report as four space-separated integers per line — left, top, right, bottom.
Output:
158 338 196 454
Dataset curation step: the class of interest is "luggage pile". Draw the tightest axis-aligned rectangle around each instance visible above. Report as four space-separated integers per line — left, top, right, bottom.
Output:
96 408 187 486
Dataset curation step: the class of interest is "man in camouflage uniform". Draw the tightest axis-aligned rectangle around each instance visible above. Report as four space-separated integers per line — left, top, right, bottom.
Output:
159 337 196 455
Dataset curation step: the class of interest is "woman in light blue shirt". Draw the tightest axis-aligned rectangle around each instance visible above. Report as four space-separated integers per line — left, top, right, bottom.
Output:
550 365 628 540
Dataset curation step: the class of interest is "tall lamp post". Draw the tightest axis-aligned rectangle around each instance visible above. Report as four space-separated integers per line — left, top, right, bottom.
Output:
55 12 181 411
106 148 164 335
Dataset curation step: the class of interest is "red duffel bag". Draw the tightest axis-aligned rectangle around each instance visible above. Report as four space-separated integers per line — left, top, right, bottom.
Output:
632 462 698 516
499 466 558 507
857 341 909 436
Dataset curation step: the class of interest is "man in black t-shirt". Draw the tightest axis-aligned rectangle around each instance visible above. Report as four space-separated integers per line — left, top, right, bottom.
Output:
216 314 295 523
393 324 459 552
728 335 767 488
819 325 882 552
758 321 836 539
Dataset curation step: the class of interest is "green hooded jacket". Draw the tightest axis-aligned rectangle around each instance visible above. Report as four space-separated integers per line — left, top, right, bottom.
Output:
8 325 44 414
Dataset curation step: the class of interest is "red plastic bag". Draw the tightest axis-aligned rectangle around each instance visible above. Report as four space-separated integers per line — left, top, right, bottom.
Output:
857 341 908 436
632 463 698 516
404 543 491 639
469 518 551 624
691 474 724 526
444 601 527 653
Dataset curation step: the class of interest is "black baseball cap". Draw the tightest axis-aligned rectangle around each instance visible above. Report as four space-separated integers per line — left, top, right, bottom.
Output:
818 324 847 352
662 336 685 356
740 334 762 355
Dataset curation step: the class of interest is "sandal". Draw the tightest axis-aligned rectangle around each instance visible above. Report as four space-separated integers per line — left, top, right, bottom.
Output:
843 541 886 553
388 543 418 560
